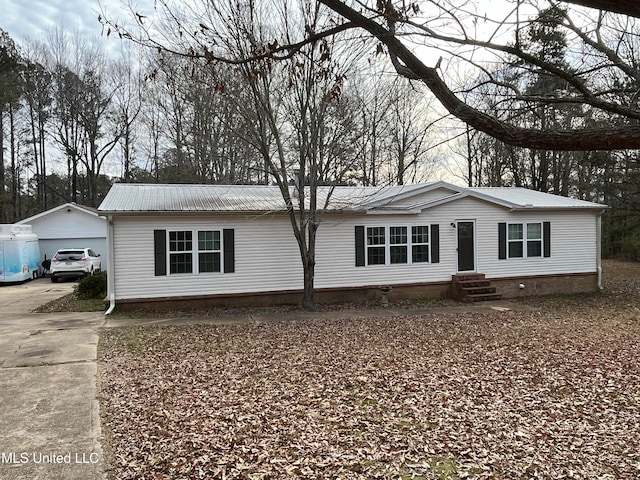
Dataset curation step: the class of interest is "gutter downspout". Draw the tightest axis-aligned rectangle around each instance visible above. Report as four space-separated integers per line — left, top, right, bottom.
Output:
105 215 117 314
596 210 604 290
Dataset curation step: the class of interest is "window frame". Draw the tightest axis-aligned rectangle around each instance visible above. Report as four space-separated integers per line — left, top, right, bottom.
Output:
389 226 408 264
363 225 431 267
526 223 543 258
506 222 543 259
366 226 387 265
198 230 222 273
167 229 224 275
168 230 193 274
411 225 430 264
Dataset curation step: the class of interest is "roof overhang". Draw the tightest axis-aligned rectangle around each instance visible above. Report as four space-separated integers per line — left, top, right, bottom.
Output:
18 202 104 224
360 181 462 211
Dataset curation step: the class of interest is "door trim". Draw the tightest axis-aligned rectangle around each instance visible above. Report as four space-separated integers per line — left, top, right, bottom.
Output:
456 219 477 273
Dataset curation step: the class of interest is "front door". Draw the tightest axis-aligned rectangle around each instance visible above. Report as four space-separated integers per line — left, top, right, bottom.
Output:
457 220 475 272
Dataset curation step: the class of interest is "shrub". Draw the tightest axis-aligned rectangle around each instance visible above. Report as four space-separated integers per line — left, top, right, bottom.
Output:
76 272 107 299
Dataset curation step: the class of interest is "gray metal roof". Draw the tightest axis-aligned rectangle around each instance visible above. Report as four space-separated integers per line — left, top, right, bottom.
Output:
467 187 606 209
98 182 606 214
98 183 400 213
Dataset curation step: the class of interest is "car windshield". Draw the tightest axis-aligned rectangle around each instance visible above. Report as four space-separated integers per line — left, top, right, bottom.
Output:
55 250 85 261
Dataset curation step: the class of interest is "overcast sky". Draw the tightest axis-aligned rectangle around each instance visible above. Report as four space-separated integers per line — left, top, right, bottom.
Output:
1 0 101 41
0 0 156 47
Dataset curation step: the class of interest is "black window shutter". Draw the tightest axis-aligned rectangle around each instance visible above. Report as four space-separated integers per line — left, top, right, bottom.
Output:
543 221 551 257
223 229 235 273
498 223 507 259
355 226 365 267
430 224 440 263
154 230 167 276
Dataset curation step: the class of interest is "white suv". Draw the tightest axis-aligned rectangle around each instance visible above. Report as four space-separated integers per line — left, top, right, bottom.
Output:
50 248 102 282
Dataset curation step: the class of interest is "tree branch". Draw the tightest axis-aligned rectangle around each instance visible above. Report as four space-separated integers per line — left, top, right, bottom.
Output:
560 0 640 18
319 0 640 151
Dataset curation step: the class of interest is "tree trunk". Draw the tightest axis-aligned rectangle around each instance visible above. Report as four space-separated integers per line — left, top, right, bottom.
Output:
0 112 4 195
301 222 318 309
9 106 18 221
302 256 316 309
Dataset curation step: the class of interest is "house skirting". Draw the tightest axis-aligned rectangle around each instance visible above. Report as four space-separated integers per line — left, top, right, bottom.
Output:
109 272 598 312
489 272 599 298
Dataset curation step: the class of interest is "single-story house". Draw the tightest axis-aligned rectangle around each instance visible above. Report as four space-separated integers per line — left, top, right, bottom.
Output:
98 181 606 311
17 203 108 271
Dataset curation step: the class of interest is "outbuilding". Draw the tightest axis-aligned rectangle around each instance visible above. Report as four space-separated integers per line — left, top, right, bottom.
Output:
98 181 606 311
17 203 108 271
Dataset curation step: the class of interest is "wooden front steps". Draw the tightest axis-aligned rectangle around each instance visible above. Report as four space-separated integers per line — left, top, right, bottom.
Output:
451 273 502 303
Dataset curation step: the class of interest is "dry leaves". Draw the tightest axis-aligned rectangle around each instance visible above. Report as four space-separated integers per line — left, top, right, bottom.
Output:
99 261 640 479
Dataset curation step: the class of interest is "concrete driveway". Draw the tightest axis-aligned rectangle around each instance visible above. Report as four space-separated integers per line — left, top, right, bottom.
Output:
0 279 106 480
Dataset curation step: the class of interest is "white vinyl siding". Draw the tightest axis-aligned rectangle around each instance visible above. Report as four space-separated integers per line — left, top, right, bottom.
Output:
113 216 303 300
110 197 599 301
19 206 108 270
22 207 106 239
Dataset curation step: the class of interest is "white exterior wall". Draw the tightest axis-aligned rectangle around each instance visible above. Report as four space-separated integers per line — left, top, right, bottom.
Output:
111 197 599 300
112 215 303 300
25 208 109 269
315 197 598 289
26 208 106 239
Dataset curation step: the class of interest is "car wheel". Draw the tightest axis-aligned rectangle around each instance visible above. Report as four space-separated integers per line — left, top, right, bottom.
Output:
51 276 59 283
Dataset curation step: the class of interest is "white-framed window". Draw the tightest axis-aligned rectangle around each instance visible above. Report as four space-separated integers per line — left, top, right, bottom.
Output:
198 231 221 273
526 223 542 257
508 222 542 258
366 227 386 265
364 225 431 266
389 226 408 264
168 229 222 274
411 226 429 263
169 231 193 274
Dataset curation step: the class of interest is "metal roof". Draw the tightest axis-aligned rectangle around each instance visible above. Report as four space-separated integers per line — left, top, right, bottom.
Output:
98 182 606 214
467 187 606 210
98 183 399 213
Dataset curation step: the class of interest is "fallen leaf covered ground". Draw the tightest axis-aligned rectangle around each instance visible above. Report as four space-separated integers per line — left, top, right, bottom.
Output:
99 260 640 479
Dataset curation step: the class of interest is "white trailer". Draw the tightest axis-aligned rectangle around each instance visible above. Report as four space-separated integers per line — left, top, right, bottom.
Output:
0 224 41 283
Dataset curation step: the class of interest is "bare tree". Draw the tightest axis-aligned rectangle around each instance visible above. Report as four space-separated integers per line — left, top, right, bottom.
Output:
102 0 640 152
316 0 640 150
217 0 365 307
112 45 143 182
0 29 22 220
77 67 122 206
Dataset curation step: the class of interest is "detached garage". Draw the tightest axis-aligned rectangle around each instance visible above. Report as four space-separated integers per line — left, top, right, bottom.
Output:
17 203 108 271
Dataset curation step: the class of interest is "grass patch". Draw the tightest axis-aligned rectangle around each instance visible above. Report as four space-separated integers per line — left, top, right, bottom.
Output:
428 457 459 479
34 292 105 313
108 296 461 320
